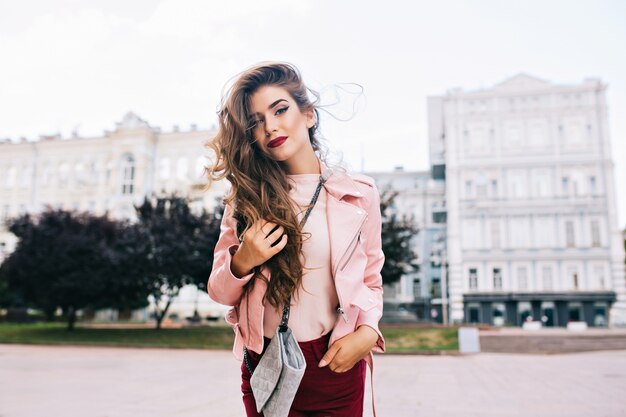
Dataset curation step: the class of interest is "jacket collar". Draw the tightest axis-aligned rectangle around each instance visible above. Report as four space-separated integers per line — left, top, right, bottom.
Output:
319 159 364 201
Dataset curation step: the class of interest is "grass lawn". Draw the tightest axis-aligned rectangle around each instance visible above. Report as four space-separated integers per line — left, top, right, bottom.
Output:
0 322 459 353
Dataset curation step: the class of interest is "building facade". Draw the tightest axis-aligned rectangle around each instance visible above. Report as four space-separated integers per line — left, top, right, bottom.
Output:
0 112 227 259
0 112 230 320
428 74 626 327
366 168 447 322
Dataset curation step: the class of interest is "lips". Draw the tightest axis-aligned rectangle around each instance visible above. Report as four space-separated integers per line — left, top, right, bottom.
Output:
268 136 288 148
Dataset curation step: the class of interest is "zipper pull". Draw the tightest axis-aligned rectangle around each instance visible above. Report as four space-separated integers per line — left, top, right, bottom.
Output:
337 307 349 323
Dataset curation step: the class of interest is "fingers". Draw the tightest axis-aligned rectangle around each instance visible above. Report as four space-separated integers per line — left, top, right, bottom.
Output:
266 226 285 247
258 221 285 247
318 343 340 368
241 220 288 267
260 221 277 237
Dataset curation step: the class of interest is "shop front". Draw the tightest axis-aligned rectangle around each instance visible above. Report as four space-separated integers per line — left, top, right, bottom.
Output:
463 291 615 327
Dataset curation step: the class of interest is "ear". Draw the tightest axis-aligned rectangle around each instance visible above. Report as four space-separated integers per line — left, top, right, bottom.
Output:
305 108 315 129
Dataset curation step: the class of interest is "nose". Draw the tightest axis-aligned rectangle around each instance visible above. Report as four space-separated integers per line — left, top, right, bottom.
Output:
264 118 278 137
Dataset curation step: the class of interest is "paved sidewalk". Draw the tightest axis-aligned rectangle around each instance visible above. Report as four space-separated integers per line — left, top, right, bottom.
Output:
1 344 625 417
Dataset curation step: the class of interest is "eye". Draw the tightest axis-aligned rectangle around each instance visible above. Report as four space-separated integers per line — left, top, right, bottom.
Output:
276 106 288 115
248 119 264 130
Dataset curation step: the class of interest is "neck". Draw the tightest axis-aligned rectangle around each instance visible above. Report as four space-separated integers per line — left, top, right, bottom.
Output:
280 147 321 175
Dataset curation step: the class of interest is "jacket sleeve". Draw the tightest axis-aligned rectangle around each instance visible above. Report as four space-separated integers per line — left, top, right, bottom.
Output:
355 180 386 353
207 202 255 306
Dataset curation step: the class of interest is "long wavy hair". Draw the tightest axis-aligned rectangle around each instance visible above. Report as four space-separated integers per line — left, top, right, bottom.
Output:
203 61 338 310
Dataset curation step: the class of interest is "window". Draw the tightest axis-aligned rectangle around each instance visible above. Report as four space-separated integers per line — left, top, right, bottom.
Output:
4 166 14 187
89 161 98 184
589 176 597 194
468 268 478 290
493 268 502 290
518 301 533 323
467 303 480 323
120 154 135 195
106 161 113 183
491 221 500 249
476 183 487 198
593 266 605 289
565 221 575 247
491 179 498 197
159 158 171 180
591 220 601 247
561 177 569 196
517 266 528 290
542 266 553 290
75 163 86 185
535 216 554 248
59 163 70 187
566 266 578 290
532 169 550 198
492 303 505 326
568 303 583 322
541 301 556 326
505 122 522 147
465 180 472 197
593 302 608 327
177 157 188 180
40 163 51 187
20 165 31 187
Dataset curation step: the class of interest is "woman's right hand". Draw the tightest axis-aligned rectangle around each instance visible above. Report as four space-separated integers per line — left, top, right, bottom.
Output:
231 220 288 278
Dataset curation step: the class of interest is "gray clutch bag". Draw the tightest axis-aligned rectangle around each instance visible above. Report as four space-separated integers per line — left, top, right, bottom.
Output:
249 325 306 416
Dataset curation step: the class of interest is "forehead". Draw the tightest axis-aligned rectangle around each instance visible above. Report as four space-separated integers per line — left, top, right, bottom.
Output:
249 85 291 115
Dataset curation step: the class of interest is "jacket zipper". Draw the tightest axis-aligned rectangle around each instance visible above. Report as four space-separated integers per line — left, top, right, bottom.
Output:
337 306 349 322
334 215 367 323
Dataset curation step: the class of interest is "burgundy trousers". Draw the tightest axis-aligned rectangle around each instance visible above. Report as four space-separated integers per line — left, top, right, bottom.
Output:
241 331 366 417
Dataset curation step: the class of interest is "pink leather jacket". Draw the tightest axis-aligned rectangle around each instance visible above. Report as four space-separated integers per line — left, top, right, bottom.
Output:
207 161 386 361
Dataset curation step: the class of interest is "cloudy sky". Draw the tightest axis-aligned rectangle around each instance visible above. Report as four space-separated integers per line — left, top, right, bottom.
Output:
1 0 625 227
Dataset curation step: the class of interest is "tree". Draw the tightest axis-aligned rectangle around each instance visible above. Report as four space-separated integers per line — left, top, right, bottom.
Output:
92 220 152 314
0 209 125 330
379 186 420 285
130 195 222 329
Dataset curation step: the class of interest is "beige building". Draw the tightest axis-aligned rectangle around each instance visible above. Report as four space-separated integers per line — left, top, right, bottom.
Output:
0 112 229 320
0 112 227 259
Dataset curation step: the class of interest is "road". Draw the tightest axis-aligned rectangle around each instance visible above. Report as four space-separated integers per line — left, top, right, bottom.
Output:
1 344 625 417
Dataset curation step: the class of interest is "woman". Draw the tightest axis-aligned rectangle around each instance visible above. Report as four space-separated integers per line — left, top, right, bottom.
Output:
205 61 385 417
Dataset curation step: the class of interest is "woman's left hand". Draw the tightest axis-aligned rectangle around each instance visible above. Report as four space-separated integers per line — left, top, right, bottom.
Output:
318 325 379 373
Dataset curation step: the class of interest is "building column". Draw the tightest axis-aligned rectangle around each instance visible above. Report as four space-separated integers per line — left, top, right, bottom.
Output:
505 301 517 326
531 300 542 321
481 302 493 325
582 301 594 327
555 301 568 327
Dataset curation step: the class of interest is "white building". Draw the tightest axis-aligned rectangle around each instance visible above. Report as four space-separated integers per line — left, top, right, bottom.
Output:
428 74 626 327
367 168 446 321
0 112 229 320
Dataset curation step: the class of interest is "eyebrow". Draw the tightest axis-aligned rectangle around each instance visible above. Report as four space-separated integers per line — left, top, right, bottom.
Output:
250 99 288 116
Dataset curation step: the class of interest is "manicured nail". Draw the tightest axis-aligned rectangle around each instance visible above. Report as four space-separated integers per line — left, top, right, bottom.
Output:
318 359 327 367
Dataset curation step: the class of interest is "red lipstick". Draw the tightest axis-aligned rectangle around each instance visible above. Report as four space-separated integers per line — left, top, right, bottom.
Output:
268 136 288 148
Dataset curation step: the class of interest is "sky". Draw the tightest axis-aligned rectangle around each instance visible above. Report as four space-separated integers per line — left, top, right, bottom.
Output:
1 0 625 227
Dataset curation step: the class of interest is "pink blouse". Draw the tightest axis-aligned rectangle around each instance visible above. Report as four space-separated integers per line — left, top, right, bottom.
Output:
262 173 339 341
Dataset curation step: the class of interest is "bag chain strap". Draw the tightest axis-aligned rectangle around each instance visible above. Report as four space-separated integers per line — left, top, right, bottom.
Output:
243 171 328 375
